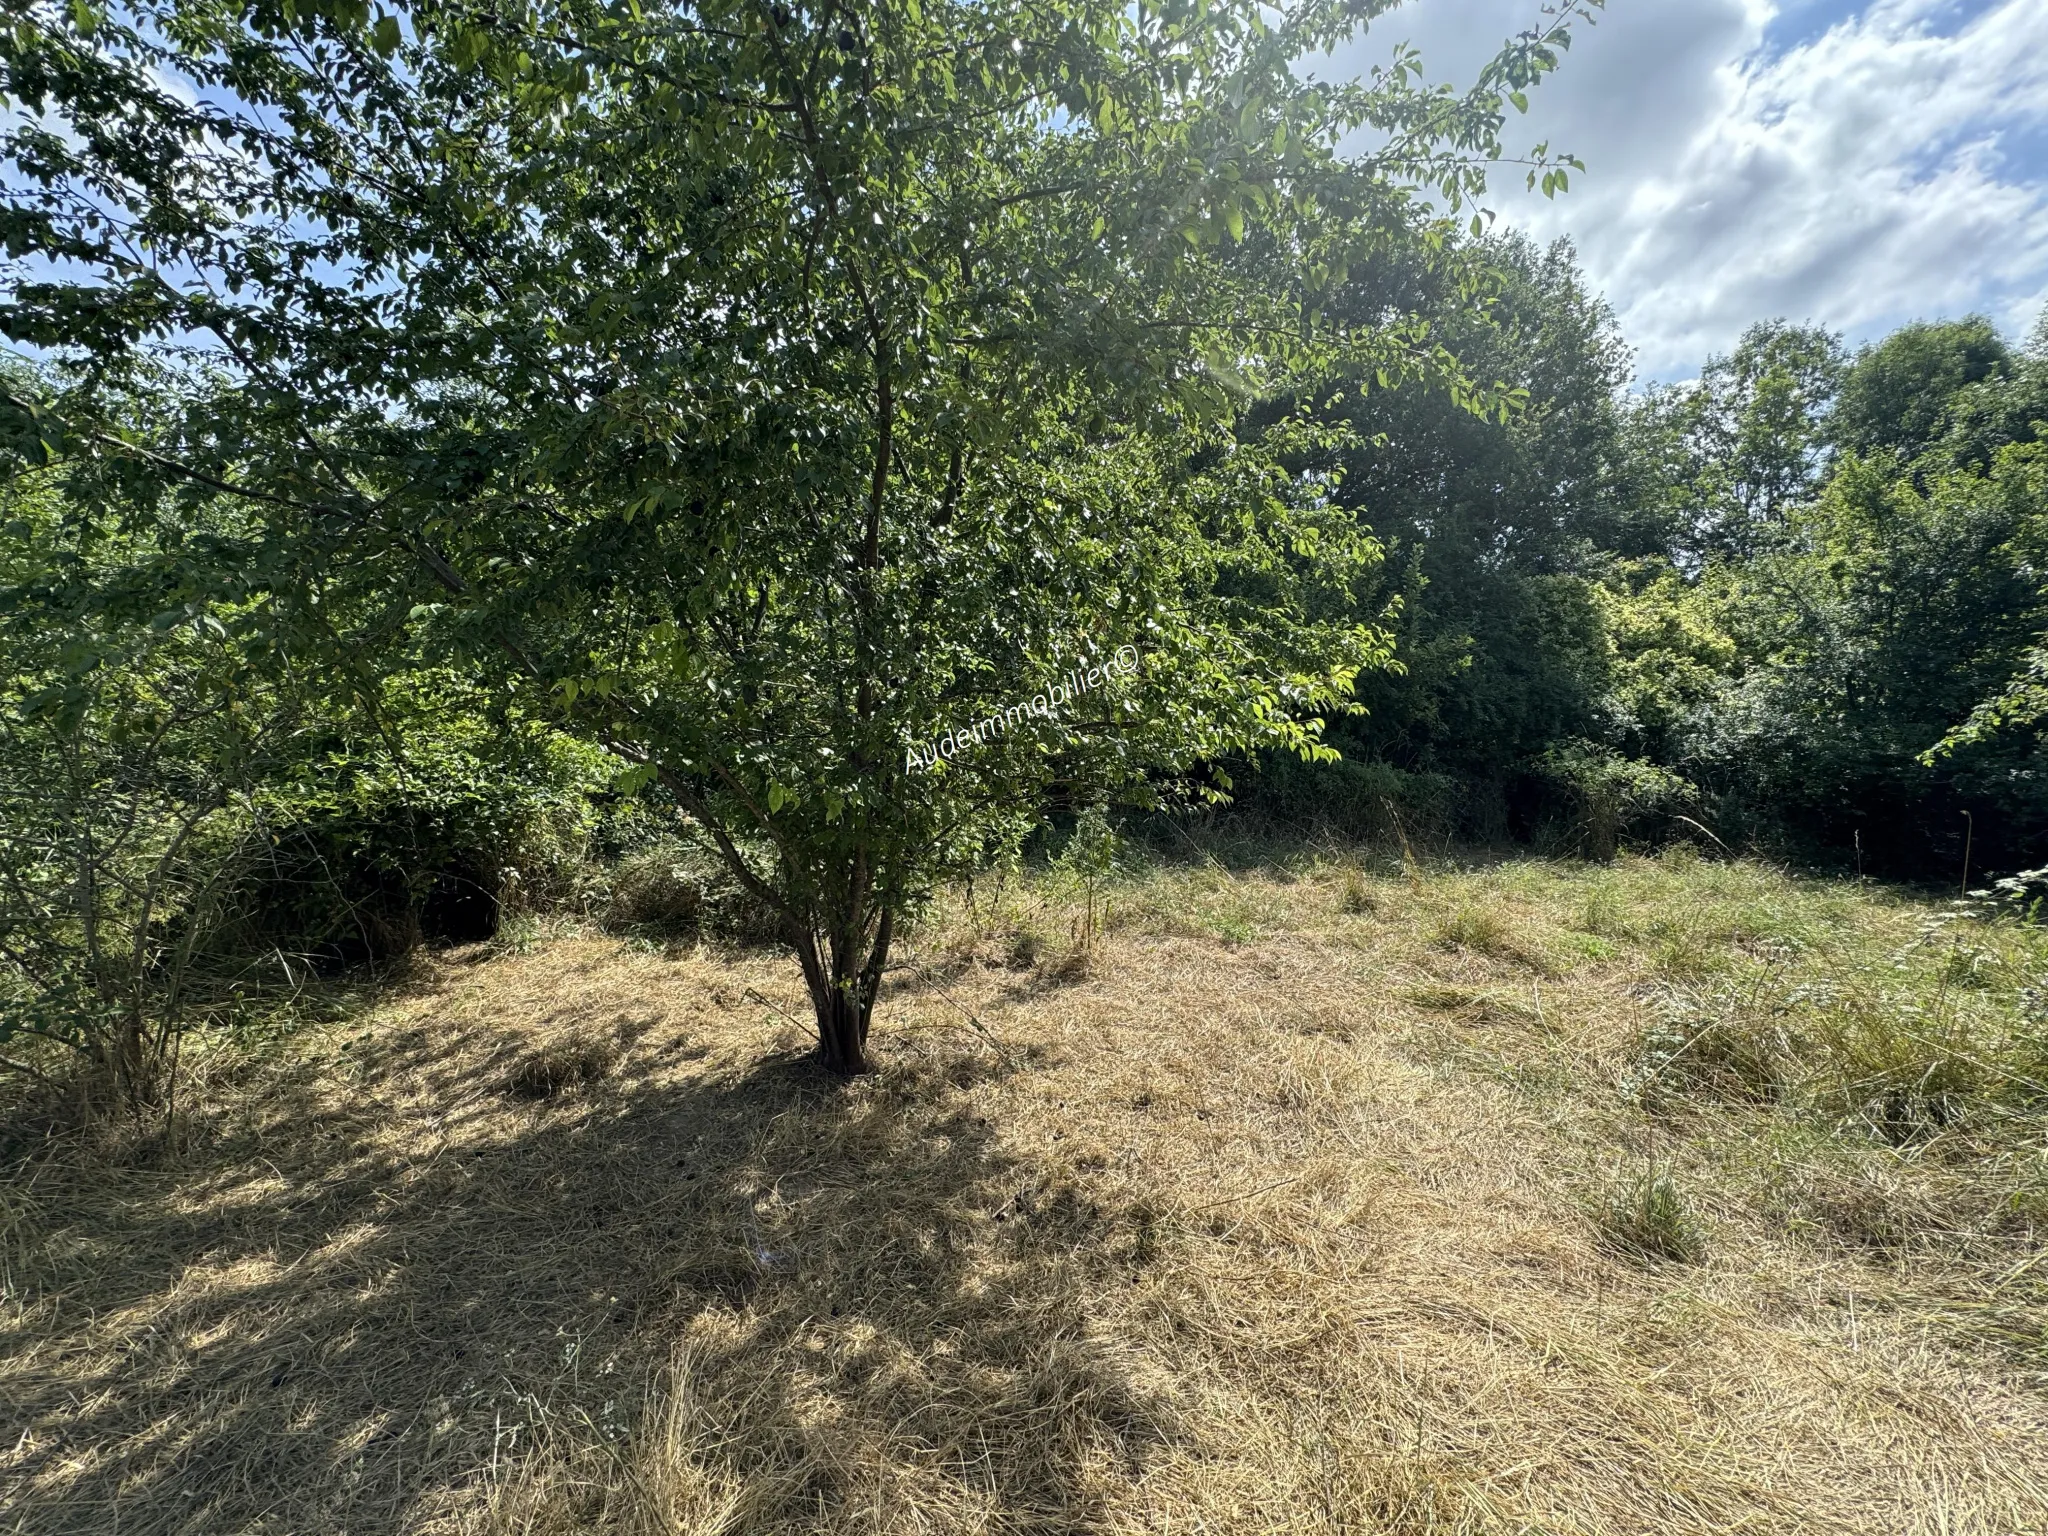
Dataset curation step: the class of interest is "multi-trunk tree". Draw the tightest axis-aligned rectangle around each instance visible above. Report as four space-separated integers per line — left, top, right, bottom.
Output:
3 0 1595 1071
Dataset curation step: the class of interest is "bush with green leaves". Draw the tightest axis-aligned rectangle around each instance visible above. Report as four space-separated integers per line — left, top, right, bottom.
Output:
233 674 611 966
1535 738 1697 861
1 441 609 1107
0 462 289 1109
1688 436 2048 874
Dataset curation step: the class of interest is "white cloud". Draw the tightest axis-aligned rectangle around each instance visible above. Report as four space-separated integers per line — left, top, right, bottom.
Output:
1328 0 2048 378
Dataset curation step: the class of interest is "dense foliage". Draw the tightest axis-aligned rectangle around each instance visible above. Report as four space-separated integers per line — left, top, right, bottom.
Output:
2 0 1599 1077
1246 282 2048 880
0 440 605 1103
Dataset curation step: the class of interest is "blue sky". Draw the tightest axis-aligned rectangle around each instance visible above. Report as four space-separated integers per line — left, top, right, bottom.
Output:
1328 0 2048 380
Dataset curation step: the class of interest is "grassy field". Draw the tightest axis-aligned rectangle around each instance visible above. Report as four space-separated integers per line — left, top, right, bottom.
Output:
5 841 2048 1534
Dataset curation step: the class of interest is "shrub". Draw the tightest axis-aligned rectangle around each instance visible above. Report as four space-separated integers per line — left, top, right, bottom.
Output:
0 541 293 1111
220 677 608 969
600 837 785 946
1238 751 1459 845
1536 740 1699 861
606 848 707 934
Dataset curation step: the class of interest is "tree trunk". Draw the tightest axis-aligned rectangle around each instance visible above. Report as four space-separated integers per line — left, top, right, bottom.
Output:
813 981 869 1075
114 1013 153 1112
796 907 894 1077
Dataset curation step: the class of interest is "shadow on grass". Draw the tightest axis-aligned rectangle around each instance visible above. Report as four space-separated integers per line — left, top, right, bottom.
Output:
1 983 1164 1534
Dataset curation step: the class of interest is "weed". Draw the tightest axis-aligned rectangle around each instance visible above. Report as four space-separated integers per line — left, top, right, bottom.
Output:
604 846 705 933
1578 881 1629 938
1599 1168 1706 1264
1337 870 1380 917
1210 914 1256 946
1649 926 1717 981
1940 940 2003 990
1634 984 1791 1105
1806 994 2005 1145
1659 843 1702 873
1432 903 1511 956
1559 931 1619 962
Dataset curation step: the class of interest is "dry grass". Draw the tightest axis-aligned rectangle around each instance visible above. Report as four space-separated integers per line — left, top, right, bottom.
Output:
4 847 2048 1533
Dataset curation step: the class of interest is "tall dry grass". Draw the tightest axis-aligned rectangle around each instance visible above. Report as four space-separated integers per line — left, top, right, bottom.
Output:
4 844 2046 1533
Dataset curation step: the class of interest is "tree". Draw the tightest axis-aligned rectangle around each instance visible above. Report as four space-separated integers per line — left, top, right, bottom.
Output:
1935 314 2048 472
3 0 1598 1072
0 432 285 1110
1689 438 2048 873
0 357 602 1109
1831 317 2011 461
1643 320 1846 562
1246 231 1643 827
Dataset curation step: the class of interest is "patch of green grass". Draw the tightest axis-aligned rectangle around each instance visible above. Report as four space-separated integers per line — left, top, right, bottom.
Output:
1598 1168 1706 1264
1561 932 1619 963
1635 951 2048 1149
1432 903 1513 956
1647 922 1722 982
1209 914 1256 946
1577 881 1630 939
1338 870 1377 916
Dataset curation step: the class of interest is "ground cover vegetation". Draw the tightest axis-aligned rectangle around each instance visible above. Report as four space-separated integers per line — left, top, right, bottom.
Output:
4 0 2048 1527
4 846 2048 1533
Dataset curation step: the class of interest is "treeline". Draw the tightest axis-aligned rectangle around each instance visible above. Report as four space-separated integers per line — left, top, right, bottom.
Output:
1247 233 2048 883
